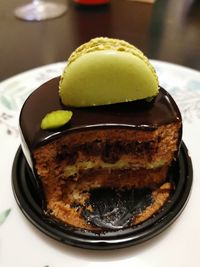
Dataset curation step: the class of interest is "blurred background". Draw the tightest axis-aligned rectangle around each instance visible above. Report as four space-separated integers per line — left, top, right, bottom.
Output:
0 0 200 80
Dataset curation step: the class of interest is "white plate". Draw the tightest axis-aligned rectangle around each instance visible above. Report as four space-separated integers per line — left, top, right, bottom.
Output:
0 61 199 267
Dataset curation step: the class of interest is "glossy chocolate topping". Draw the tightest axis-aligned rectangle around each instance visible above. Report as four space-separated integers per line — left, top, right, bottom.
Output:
19 77 181 153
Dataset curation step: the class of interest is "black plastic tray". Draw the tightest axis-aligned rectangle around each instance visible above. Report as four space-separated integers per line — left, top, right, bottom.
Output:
12 142 193 250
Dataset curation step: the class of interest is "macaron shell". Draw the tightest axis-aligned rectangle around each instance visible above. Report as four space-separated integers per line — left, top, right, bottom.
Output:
60 50 158 107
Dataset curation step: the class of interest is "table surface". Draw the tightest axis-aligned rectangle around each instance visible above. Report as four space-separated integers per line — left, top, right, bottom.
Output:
1 0 200 81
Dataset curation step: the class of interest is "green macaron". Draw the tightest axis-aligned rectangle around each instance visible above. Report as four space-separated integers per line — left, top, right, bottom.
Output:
59 37 159 107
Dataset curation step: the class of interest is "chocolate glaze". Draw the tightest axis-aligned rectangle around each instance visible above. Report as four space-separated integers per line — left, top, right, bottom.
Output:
19 77 182 168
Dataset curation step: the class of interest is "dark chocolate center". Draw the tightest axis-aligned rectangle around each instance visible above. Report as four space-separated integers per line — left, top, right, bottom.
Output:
82 187 153 230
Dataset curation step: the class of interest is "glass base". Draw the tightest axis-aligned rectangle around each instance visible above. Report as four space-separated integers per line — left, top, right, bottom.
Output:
14 1 68 21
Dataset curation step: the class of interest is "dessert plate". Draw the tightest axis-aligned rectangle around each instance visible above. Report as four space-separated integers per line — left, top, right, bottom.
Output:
12 142 192 249
0 61 199 266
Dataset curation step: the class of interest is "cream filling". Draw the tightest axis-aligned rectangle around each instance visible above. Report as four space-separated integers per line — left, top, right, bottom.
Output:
64 159 166 178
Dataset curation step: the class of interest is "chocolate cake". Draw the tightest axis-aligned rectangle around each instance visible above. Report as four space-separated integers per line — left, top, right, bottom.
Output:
19 37 183 231
19 77 182 230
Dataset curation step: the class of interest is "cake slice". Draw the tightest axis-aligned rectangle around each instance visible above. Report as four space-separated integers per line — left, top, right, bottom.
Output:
19 38 182 230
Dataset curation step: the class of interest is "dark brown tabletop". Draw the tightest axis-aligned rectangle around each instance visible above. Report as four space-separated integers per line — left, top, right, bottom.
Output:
1 0 200 81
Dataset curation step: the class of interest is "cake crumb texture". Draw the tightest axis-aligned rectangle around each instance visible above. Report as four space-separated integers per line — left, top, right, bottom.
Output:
33 123 181 230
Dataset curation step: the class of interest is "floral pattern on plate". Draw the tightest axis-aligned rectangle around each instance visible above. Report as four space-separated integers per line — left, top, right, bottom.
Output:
0 209 11 225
